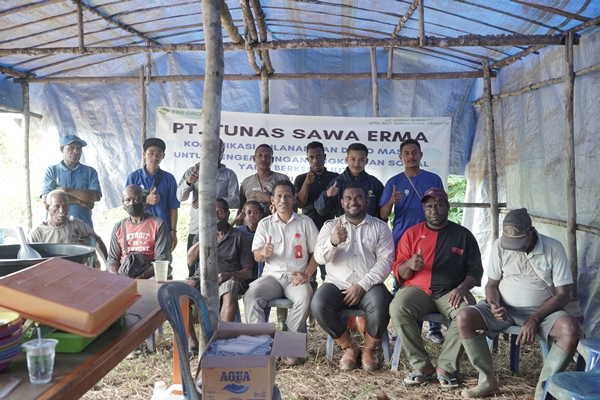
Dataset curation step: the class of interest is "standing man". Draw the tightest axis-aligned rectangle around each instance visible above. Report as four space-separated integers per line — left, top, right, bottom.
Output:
235 144 289 221
314 143 384 219
380 138 445 344
456 209 581 399
389 188 483 388
312 184 395 371
177 139 239 276
126 138 180 253
244 181 319 365
294 141 339 282
41 135 101 229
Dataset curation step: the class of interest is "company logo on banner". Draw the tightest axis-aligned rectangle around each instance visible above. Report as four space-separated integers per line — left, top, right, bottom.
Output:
155 107 451 192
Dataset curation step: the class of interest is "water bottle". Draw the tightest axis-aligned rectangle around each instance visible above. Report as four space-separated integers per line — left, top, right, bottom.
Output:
150 381 167 400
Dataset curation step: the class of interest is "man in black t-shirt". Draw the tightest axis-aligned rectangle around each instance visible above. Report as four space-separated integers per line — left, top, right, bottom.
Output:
294 141 338 282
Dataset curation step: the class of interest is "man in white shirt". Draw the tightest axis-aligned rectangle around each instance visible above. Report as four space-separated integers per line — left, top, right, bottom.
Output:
312 184 395 371
243 180 318 365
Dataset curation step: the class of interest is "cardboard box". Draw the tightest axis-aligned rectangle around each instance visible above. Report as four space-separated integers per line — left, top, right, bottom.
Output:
0 257 140 337
201 322 306 400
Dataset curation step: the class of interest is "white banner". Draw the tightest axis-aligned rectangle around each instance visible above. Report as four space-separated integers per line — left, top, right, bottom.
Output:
156 107 451 194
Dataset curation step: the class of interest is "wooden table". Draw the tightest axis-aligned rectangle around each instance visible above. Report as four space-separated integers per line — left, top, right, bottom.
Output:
0 279 166 399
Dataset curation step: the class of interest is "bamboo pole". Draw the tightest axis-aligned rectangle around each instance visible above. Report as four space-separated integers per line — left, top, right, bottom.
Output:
261 61 269 114
139 65 146 168
385 0 418 54
387 47 393 79
145 52 151 86
0 104 42 119
370 47 379 117
250 0 274 74
565 32 578 297
76 0 84 54
17 70 495 84
21 82 32 231
0 65 32 78
498 209 600 236
450 202 507 208
0 34 570 56
419 0 425 48
472 60 600 105
482 61 499 241
199 0 223 337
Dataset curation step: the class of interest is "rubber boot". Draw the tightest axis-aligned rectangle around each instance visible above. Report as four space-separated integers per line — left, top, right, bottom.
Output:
361 332 381 371
461 334 501 398
535 345 574 400
333 330 359 370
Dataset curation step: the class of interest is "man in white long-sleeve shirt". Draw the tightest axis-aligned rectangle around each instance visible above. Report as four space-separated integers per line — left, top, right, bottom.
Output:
312 184 395 371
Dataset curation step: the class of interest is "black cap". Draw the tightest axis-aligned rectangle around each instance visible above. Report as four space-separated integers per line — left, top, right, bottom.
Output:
143 138 166 152
501 208 532 250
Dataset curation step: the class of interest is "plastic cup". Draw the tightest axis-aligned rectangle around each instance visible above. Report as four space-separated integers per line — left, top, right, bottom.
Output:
22 338 58 384
152 261 169 283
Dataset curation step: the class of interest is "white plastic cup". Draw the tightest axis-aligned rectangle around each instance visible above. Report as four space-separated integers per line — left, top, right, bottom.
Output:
153 261 169 283
22 338 58 384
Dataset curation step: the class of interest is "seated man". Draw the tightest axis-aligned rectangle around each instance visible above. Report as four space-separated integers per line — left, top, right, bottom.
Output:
456 208 582 399
186 198 253 322
235 200 264 282
243 180 318 365
389 187 483 388
312 184 395 371
28 189 107 261
106 184 169 279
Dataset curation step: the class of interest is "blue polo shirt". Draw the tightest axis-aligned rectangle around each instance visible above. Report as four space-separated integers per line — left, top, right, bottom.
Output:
126 166 180 231
41 162 102 228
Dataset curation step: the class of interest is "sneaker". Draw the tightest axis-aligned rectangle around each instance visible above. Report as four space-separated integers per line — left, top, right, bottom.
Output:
426 331 445 344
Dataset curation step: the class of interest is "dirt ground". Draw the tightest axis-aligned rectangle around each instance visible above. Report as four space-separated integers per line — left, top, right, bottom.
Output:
82 321 558 400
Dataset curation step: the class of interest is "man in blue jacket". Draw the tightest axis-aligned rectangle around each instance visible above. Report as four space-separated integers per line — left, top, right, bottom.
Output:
315 143 384 220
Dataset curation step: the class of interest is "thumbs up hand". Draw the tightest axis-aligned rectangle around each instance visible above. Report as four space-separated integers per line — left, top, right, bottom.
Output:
262 235 274 259
186 164 199 185
146 187 160 205
326 181 339 198
330 217 347 246
387 184 403 206
408 246 424 272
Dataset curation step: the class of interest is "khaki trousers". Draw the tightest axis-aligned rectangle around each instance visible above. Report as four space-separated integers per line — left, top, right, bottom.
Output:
389 286 475 373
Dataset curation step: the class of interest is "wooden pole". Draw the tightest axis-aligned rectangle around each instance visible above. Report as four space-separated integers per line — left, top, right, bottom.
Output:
18 70 495 84
0 104 42 119
385 0 418 54
139 65 147 168
565 32 578 298
76 0 84 54
387 47 393 79
199 0 223 337
21 82 33 231
482 61 499 241
419 0 425 47
261 60 269 114
0 34 571 56
370 47 379 117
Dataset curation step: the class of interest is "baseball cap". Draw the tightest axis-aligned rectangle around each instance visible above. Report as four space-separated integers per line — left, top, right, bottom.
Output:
143 138 166 152
60 134 87 147
420 187 448 203
501 208 532 250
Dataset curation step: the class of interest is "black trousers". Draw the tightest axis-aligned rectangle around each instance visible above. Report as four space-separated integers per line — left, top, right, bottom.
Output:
311 282 392 339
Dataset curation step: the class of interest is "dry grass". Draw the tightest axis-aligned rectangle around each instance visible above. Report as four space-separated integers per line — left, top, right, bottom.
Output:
81 320 562 400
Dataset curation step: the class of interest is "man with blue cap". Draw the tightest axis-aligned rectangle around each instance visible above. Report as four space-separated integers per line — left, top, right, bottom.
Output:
41 134 102 229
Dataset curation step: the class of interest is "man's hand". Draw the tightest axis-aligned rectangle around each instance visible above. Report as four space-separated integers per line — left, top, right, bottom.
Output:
290 271 309 286
231 211 245 227
217 272 230 285
406 247 424 272
342 284 365 307
304 171 315 186
186 164 199 185
80 201 95 210
330 218 347 246
387 184 403 206
448 286 470 309
250 188 271 203
516 317 539 345
146 187 160 206
488 299 507 322
261 235 274 259
192 198 199 209
326 181 339 198
170 231 178 252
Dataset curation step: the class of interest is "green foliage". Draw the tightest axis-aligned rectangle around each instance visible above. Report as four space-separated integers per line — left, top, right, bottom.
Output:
447 174 467 225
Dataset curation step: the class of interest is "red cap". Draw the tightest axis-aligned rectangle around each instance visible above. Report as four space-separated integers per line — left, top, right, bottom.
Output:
420 187 448 203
